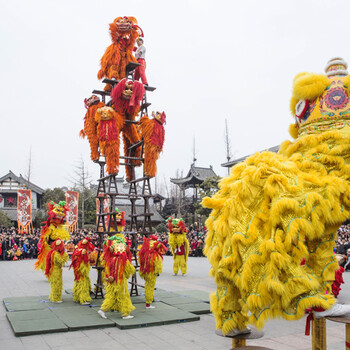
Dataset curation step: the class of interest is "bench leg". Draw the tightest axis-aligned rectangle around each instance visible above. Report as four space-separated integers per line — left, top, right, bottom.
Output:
346 324 350 350
312 317 326 350
232 338 246 348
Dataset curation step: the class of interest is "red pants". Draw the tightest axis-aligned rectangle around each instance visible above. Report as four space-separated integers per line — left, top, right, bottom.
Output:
134 59 148 85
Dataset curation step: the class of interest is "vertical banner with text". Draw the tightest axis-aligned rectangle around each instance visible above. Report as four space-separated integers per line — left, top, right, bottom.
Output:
17 189 33 234
66 191 79 232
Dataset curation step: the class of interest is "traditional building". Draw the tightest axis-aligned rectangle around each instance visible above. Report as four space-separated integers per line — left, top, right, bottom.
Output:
170 164 217 201
169 164 217 223
0 171 45 222
221 145 280 169
92 177 164 228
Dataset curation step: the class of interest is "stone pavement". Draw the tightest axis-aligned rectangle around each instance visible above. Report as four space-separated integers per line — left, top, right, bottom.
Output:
1 256 349 349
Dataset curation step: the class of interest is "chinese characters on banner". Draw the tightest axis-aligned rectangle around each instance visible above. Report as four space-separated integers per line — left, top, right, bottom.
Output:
17 189 33 234
65 191 79 232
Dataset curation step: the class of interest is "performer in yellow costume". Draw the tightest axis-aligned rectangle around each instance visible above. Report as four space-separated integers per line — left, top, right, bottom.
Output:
167 217 189 275
71 237 95 305
139 235 167 308
35 201 70 273
45 239 68 303
98 234 135 319
203 58 350 336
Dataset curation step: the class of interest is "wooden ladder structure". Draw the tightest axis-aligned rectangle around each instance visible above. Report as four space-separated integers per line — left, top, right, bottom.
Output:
91 62 157 298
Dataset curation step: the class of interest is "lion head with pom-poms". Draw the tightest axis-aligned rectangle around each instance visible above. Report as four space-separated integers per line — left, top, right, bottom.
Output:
71 238 95 281
97 17 143 91
167 217 187 234
45 201 69 227
102 234 132 284
289 57 350 139
111 79 145 116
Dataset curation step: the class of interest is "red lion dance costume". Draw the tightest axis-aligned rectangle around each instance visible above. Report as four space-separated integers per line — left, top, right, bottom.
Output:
98 234 135 319
167 217 189 276
97 16 143 92
71 237 95 305
139 235 167 308
111 79 145 180
45 239 68 302
80 95 105 162
139 111 166 178
35 201 70 273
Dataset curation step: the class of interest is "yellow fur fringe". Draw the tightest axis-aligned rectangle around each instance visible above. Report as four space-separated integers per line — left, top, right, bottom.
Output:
203 130 350 333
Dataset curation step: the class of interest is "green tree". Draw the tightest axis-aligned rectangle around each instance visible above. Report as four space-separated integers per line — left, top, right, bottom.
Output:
33 210 47 228
42 188 66 211
155 222 168 234
194 175 221 224
0 210 12 228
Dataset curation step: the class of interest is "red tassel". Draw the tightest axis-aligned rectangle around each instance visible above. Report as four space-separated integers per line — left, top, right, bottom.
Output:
305 312 313 336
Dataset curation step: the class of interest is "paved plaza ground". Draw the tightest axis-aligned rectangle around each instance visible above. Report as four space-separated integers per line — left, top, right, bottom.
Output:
1 256 350 349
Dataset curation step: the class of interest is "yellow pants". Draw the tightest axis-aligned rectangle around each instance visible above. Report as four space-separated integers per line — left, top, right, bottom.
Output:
73 276 91 304
48 266 63 302
173 255 187 275
100 279 135 316
144 274 157 304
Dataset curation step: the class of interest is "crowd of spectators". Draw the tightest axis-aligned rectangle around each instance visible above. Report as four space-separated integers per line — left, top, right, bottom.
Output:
0 225 207 261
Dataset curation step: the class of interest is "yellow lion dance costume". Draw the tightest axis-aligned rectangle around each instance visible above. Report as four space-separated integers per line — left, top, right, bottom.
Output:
167 217 189 275
35 201 70 273
98 234 135 319
71 237 95 305
45 239 68 303
203 58 350 336
139 235 167 308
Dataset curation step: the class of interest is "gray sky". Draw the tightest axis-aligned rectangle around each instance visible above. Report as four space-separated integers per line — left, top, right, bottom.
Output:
1 0 349 192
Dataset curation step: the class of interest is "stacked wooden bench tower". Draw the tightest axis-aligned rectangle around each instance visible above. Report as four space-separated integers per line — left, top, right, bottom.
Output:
92 61 156 298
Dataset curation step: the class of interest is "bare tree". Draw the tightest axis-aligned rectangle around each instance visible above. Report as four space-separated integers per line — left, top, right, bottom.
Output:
69 157 93 228
224 118 232 176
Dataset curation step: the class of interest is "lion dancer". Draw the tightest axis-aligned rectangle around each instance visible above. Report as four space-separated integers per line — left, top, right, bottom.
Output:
80 95 105 162
97 17 143 91
45 239 68 303
98 234 135 319
95 106 124 174
71 237 95 305
110 208 126 232
139 235 167 308
111 79 145 180
35 201 70 273
134 37 148 86
167 217 189 276
139 111 166 178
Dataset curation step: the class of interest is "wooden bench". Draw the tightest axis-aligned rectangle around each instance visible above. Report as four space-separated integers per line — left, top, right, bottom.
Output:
215 328 271 349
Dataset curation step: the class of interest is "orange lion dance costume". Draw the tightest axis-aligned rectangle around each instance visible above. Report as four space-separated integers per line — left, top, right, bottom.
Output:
45 239 68 303
80 95 105 162
167 217 189 276
35 201 70 273
139 111 166 178
111 79 145 180
139 235 167 308
71 237 96 305
98 234 135 319
97 17 143 91
94 106 124 174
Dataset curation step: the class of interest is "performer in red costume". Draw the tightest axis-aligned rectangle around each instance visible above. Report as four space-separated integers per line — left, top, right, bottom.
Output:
134 37 148 86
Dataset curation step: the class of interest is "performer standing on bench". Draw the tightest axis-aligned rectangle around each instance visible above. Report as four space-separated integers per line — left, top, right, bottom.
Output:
134 37 148 86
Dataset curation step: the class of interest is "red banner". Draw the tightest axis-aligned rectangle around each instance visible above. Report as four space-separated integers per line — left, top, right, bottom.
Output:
66 191 79 232
17 190 33 234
